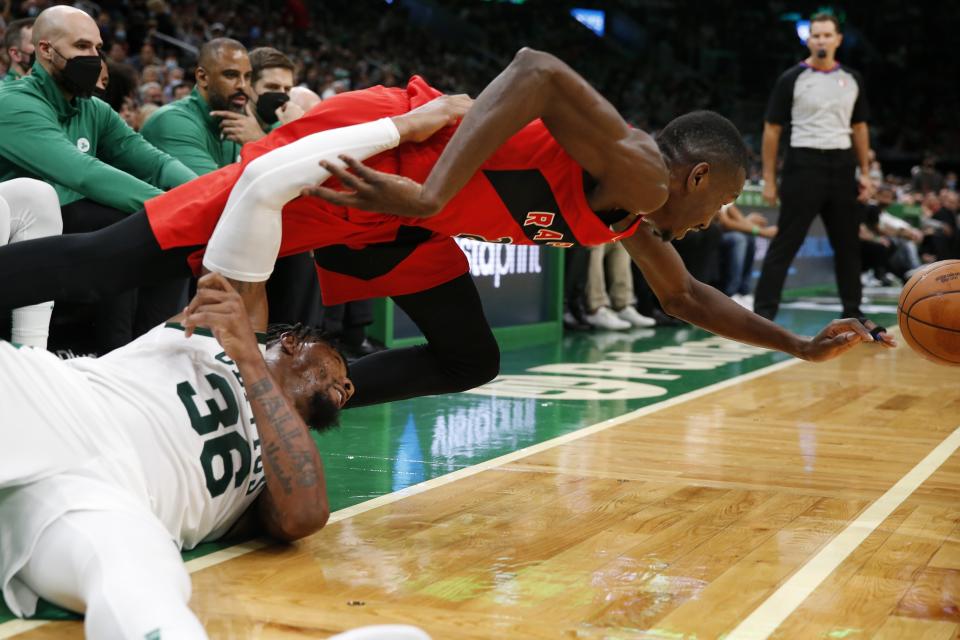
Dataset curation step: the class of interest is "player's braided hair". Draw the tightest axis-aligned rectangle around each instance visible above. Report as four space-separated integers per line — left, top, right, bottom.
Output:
264 323 352 378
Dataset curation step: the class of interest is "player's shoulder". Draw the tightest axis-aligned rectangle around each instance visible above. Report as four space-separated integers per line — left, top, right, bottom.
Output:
141 100 201 133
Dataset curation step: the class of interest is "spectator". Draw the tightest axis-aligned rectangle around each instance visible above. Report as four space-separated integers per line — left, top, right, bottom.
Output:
2 18 33 83
584 244 654 330
248 46 304 127
921 189 959 261
171 80 192 100
911 154 944 194
0 6 196 353
138 80 163 105
717 203 777 307
140 38 250 175
289 85 321 112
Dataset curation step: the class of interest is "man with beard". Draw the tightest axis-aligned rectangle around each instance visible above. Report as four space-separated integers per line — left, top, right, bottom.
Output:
2 18 35 83
0 269 351 639
142 38 253 174
0 5 196 353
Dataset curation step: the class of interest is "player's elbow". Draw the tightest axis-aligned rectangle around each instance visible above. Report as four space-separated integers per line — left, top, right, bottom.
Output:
273 505 330 542
660 290 696 322
511 48 562 84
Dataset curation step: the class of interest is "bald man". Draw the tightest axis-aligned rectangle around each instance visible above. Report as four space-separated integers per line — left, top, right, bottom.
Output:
289 85 322 113
0 5 196 353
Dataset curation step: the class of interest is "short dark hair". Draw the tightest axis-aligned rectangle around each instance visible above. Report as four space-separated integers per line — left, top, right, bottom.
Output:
5 18 34 52
265 323 348 433
810 12 841 33
197 37 246 69
249 47 295 85
655 110 749 175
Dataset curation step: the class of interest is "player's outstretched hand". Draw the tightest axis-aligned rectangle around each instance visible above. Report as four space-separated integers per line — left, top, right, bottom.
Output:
182 273 262 366
303 155 434 218
392 94 473 144
799 318 897 362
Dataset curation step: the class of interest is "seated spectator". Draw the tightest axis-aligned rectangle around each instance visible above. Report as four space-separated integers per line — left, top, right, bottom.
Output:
2 18 34 83
289 85 321 112
139 80 164 106
249 47 305 127
585 243 654 330
921 190 958 262
141 38 251 174
717 203 776 308
0 6 196 354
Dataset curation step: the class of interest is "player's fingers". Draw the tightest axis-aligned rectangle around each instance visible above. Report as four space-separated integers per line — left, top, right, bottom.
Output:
301 185 357 206
319 160 364 190
210 110 241 120
836 318 874 342
182 309 235 331
197 271 230 291
185 289 231 315
340 155 379 182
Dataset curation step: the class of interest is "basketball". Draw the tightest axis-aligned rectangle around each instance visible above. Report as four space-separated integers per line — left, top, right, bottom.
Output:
898 260 960 365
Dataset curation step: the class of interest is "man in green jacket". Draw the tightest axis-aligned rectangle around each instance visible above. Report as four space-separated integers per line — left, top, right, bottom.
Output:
142 40 322 328
2 18 34 83
0 5 197 354
140 38 250 175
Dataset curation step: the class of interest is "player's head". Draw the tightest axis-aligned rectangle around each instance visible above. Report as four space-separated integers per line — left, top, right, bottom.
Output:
196 37 251 113
807 13 842 62
264 324 354 432
647 110 747 242
249 47 295 124
33 6 103 98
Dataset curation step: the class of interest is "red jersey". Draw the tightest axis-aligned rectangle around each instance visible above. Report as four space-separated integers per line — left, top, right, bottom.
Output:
145 77 642 304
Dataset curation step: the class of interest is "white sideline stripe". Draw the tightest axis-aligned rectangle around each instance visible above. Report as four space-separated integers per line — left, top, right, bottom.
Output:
0 355 801 639
726 424 960 640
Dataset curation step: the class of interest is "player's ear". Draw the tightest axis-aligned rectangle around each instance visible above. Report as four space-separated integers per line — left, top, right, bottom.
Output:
687 162 710 192
279 331 298 354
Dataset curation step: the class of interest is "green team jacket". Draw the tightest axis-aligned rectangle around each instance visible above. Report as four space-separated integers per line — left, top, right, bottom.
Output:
0 62 196 212
1 68 23 83
141 87 242 175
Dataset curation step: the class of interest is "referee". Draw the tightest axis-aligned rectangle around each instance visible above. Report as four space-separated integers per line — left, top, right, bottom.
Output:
754 13 873 322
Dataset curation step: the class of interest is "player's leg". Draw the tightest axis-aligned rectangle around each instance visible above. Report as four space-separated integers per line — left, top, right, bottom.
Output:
0 210 197 310
0 179 62 348
753 158 825 319
345 273 499 407
17 509 207 639
820 159 864 318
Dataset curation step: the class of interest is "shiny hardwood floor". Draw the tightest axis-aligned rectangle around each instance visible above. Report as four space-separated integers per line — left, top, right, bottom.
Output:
15 341 960 639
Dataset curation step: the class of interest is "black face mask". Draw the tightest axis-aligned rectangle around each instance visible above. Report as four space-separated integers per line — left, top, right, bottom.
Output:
51 46 102 98
15 50 34 71
256 91 289 124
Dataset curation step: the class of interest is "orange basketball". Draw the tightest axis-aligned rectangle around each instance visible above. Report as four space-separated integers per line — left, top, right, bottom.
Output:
898 259 960 365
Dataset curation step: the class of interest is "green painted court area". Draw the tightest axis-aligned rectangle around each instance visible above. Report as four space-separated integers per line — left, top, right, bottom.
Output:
0 305 896 626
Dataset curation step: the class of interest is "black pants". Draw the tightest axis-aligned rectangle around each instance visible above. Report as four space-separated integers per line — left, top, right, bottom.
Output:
0 210 500 407
754 148 862 319
53 201 190 353
266 252 323 327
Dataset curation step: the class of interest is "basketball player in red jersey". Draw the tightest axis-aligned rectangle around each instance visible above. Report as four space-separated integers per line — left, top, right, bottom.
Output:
0 49 892 408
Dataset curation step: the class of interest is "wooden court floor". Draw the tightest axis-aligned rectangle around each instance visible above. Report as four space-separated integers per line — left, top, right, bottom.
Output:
14 340 960 639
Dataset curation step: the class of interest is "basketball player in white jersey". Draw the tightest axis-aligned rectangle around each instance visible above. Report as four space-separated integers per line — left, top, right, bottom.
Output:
0 270 352 639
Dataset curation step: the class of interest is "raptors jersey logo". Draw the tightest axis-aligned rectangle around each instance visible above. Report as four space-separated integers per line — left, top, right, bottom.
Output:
483 169 576 248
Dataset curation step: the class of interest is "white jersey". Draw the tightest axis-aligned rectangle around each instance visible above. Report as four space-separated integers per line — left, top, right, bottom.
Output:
65 322 267 549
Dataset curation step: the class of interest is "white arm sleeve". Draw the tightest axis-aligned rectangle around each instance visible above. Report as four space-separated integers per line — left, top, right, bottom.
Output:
203 117 401 281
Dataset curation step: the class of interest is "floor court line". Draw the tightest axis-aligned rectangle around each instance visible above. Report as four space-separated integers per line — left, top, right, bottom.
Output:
725 423 960 640
0 354 804 638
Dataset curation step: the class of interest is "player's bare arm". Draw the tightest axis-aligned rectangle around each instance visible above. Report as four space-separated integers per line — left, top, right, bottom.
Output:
308 48 669 218
620 224 896 361
182 273 329 541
